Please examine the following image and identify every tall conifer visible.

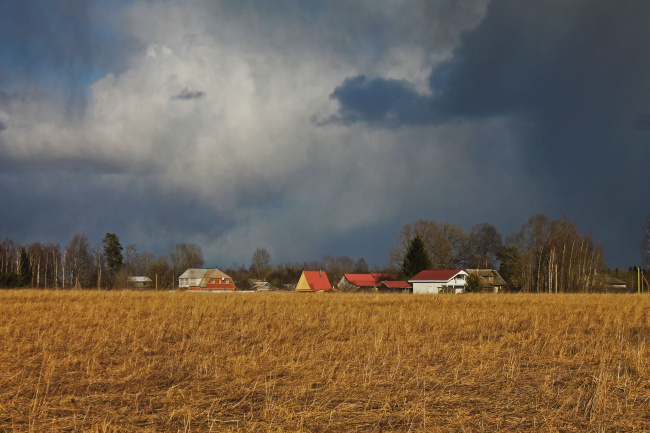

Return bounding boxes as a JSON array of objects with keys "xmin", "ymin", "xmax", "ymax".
[
  {"xmin": 19, "ymin": 247, "xmax": 31, "ymax": 287},
  {"xmin": 401, "ymin": 236, "xmax": 431, "ymax": 279},
  {"xmin": 102, "ymin": 233, "xmax": 124, "ymax": 276}
]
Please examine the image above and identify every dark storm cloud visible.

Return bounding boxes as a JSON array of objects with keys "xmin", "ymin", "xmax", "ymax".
[
  {"xmin": 423, "ymin": 0, "xmax": 650, "ymax": 194},
  {"xmin": 329, "ymin": 0, "xmax": 650, "ymax": 266},
  {"xmin": 0, "ymin": 170, "xmax": 235, "ymax": 258},
  {"xmin": 0, "ymin": 0, "xmax": 135, "ymax": 117},
  {"xmin": 172, "ymin": 88, "xmax": 206, "ymax": 101},
  {"xmin": 0, "ymin": 1, "xmax": 94, "ymax": 82},
  {"xmin": 636, "ymin": 113, "xmax": 650, "ymax": 131},
  {"xmin": 0, "ymin": 119, "xmax": 6, "ymax": 132},
  {"xmin": 328, "ymin": 76, "xmax": 434, "ymax": 127},
  {"xmin": 2, "ymin": 0, "xmax": 647, "ymax": 269},
  {"xmin": 332, "ymin": 0, "xmax": 650, "ymax": 130}
]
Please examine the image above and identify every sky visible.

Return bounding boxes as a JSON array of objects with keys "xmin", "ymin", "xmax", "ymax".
[{"xmin": 0, "ymin": 0, "xmax": 649, "ymax": 269}]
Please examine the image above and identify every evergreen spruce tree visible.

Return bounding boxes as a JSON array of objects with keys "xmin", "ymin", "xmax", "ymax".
[
  {"xmin": 19, "ymin": 247, "xmax": 31, "ymax": 287},
  {"xmin": 401, "ymin": 236, "xmax": 431, "ymax": 279},
  {"xmin": 102, "ymin": 233, "xmax": 124, "ymax": 276}
]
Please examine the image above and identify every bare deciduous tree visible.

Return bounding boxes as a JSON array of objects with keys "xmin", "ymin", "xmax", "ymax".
[
  {"xmin": 390, "ymin": 220, "xmax": 468, "ymax": 270},
  {"xmin": 643, "ymin": 215, "xmax": 650, "ymax": 270},
  {"xmin": 169, "ymin": 243, "xmax": 204, "ymax": 287},
  {"xmin": 0, "ymin": 238, "xmax": 17, "ymax": 274},
  {"xmin": 251, "ymin": 248, "xmax": 272, "ymax": 279},
  {"xmin": 125, "ymin": 244, "xmax": 138, "ymax": 274},
  {"xmin": 323, "ymin": 255, "xmax": 356, "ymax": 287},
  {"xmin": 466, "ymin": 223, "xmax": 503, "ymax": 269},
  {"xmin": 502, "ymin": 215, "xmax": 603, "ymax": 293},
  {"xmin": 135, "ymin": 251, "xmax": 155, "ymax": 276},
  {"xmin": 66, "ymin": 234, "xmax": 93, "ymax": 289}
]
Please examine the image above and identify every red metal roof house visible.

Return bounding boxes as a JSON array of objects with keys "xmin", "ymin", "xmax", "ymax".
[
  {"xmin": 338, "ymin": 273, "xmax": 386, "ymax": 292},
  {"xmin": 409, "ymin": 270, "xmax": 468, "ymax": 294},
  {"xmin": 338, "ymin": 273, "xmax": 410, "ymax": 293},
  {"xmin": 295, "ymin": 270, "xmax": 332, "ymax": 292},
  {"xmin": 376, "ymin": 280, "xmax": 412, "ymax": 292}
]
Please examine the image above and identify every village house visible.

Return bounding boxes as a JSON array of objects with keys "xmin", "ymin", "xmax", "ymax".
[
  {"xmin": 250, "ymin": 281, "xmax": 274, "ymax": 291},
  {"xmin": 129, "ymin": 276, "xmax": 153, "ymax": 288},
  {"xmin": 178, "ymin": 268, "xmax": 236, "ymax": 291},
  {"xmin": 338, "ymin": 273, "xmax": 390, "ymax": 292},
  {"xmin": 295, "ymin": 270, "xmax": 332, "ymax": 292},
  {"xmin": 376, "ymin": 280, "xmax": 412, "ymax": 293},
  {"xmin": 593, "ymin": 273, "xmax": 628, "ymax": 292},
  {"xmin": 338, "ymin": 273, "xmax": 411, "ymax": 293},
  {"xmin": 465, "ymin": 269, "xmax": 508, "ymax": 293},
  {"xmin": 409, "ymin": 270, "xmax": 468, "ymax": 294}
]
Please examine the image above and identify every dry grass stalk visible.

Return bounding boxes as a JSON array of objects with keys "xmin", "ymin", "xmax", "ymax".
[{"xmin": 0, "ymin": 291, "xmax": 648, "ymax": 432}]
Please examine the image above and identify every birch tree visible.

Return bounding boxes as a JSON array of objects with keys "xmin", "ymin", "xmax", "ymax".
[
  {"xmin": 66, "ymin": 234, "xmax": 93, "ymax": 288},
  {"xmin": 503, "ymin": 215, "xmax": 603, "ymax": 293},
  {"xmin": 641, "ymin": 215, "xmax": 650, "ymax": 270}
]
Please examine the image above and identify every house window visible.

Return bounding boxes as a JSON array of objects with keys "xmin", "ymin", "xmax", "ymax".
[
  {"xmin": 225, "ymin": 278, "xmax": 229, "ymax": 284},
  {"xmin": 210, "ymin": 278, "xmax": 215, "ymax": 284}
]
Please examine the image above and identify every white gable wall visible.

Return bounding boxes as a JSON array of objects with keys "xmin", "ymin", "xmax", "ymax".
[
  {"xmin": 411, "ymin": 272, "xmax": 468, "ymax": 295},
  {"xmin": 179, "ymin": 277, "xmax": 203, "ymax": 288},
  {"xmin": 413, "ymin": 281, "xmax": 440, "ymax": 294}
]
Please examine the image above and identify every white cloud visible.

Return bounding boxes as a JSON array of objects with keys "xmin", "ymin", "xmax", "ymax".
[{"xmin": 0, "ymin": 0, "xmax": 502, "ymax": 264}]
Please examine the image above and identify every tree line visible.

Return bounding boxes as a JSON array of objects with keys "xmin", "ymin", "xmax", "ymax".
[
  {"xmin": 0, "ymin": 234, "xmax": 205, "ymax": 289},
  {"xmin": 0, "ymin": 234, "xmax": 374, "ymax": 290},
  {"xmin": 1, "ymin": 213, "xmax": 647, "ymax": 292},
  {"xmin": 393, "ymin": 214, "xmax": 645, "ymax": 293}
]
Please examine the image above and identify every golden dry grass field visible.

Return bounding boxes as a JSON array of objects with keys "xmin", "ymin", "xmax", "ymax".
[{"xmin": 0, "ymin": 291, "xmax": 649, "ymax": 432}]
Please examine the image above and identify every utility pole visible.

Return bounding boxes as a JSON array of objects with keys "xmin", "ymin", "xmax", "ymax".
[{"xmin": 639, "ymin": 267, "xmax": 641, "ymax": 294}]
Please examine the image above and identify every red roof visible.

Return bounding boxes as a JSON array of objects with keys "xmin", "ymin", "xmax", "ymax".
[
  {"xmin": 379, "ymin": 280, "xmax": 412, "ymax": 289},
  {"xmin": 409, "ymin": 270, "xmax": 465, "ymax": 282},
  {"xmin": 343, "ymin": 273, "xmax": 397, "ymax": 287},
  {"xmin": 302, "ymin": 271, "xmax": 332, "ymax": 291}
]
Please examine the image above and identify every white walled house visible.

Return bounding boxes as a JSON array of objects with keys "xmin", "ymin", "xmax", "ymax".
[
  {"xmin": 178, "ymin": 268, "xmax": 236, "ymax": 291},
  {"xmin": 178, "ymin": 269, "xmax": 207, "ymax": 288},
  {"xmin": 409, "ymin": 270, "xmax": 468, "ymax": 294}
]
